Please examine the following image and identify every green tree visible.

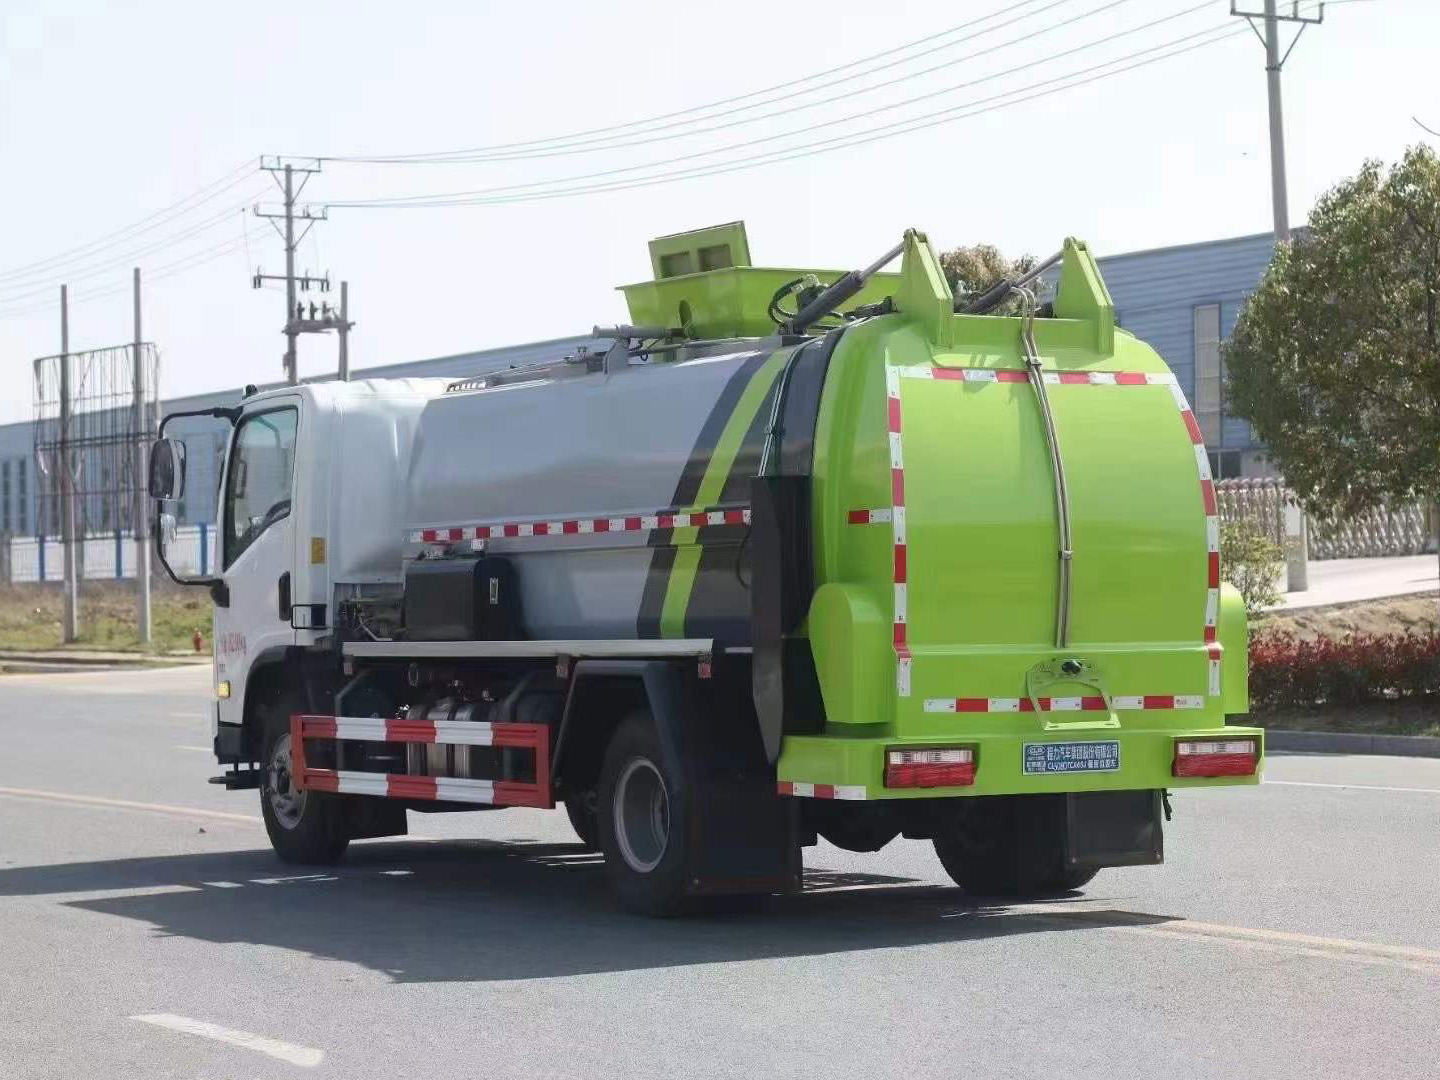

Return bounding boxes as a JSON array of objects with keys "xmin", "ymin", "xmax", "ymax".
[
  {"xmin": 939, "ymin": 244, "xmax": 1038, "ymax": 314},
  {"xmin": 1225, "ymin": 146, "xmax": 1440, "ymax": 540}
]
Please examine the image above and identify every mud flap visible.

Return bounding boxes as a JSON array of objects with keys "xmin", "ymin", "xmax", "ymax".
[
  {"xmin": 578, "ymin": 658, "xmax": 801, "ymax": 896},
  {"xmin": 1064, "ymin": 790, "xmax": 1164, "ymax": 872}
]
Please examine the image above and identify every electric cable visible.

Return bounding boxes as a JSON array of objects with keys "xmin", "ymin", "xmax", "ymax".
[
  {"xmin": 0, "ymin": 162, "xmax": 258, "ymax": 283},
  {"xmin": 319, "ymin": 0, "xmax": 1069, "ymax": 163},
  {"xmin": 331, "ymin": 15, "xmax": 1251, "ymax": 211}
]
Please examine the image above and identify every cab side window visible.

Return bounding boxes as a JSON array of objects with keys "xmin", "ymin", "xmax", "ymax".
[{"xmin": 223, "ymin": 408, "xmax": 298, "ymax": 569}]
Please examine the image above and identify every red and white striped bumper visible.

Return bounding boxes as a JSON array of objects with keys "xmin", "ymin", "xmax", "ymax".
[{"xmin": 289, "ymin": 714, "xmax": 552, "ymax": 809}]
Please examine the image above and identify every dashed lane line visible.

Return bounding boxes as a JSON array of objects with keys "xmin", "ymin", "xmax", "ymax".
[
  {"xmin": 0, "ymin": 786, "xmax": 259, "ymax": 825},
  {"xmin": 132, "ymin": 1013, "xmax": 324, "ymax": 1067}
]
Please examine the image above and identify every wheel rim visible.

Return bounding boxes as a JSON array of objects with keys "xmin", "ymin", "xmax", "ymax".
[
  {"xmin": 613, "ymin": 757, "xmax": 670, "ymax": 873},
  {"xmin": 266, "ymin": 732, "xmax": 306, "ymax": 830}
]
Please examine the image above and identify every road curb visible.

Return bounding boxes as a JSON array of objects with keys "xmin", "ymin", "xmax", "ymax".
[{"xmin": 1265, "ymin": 729, "xmax": 1440, "ymax": 758}]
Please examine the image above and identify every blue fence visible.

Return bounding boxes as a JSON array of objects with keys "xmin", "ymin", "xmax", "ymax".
[{"xmin": 4, "ymin": 525, "xmax": 213, "ymax": 583}]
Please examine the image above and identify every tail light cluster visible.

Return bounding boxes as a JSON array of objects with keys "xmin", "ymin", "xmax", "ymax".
[
  {"xmin": 1172, "ymin": 738, "xmax": 1258, "ymax": 778},
  {"xmin": 885, "ymin": 747, "xmax": 975, "ymax": 788}
]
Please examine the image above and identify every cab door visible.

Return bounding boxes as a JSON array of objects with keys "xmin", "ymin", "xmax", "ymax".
[{"xmin": 213, "ymin": 400, "xmax": 301, "ymax": 730}]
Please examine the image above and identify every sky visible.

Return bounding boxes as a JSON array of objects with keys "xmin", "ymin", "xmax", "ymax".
[{"xmin": 0, "ymin": 0, "xmax": 1433, "ymax": 424}]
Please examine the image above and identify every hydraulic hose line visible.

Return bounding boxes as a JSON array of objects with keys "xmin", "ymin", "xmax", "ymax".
[{"xmin": 1013, "ymin": 285, "xmax": 1074, "ymax": 648}]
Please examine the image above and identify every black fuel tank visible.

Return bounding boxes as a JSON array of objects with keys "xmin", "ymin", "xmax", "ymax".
[{"xmin": 402, "ymin": 556, "xmax": 523, "ymax": 641}]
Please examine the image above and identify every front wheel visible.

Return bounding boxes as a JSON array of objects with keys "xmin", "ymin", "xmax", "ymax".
[
  {"xmin": 258, "ymin": 697, "xmax": 350, "ymax": 865},
  {"xmin": 597, "ymin": 712, "xmax": 689, "ymax": 916}
]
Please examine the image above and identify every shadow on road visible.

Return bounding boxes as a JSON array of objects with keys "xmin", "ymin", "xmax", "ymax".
[{"xmin": 0, "ymin": 838, "xmax": 1173, "ymax": 983}]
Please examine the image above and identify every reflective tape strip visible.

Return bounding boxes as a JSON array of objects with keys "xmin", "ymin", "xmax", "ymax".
[
  {"xmin": 410, "ymin": 506, "xmax": 751, "ymax": 544},
  {"xmin": 923, "ymin": 695, "xmax": 1203, "ymax": 712},
  {"xmin": 300, "ymin": 715, "xmax": 549, "ymax": 749},
  {"xmin": 886, "ymin": 366, "xmax": 911, "ymax": 697},
  {"xmin": 847, "ymin": 508, "xmax": 894, "ymax": 525},
  {"xmin": 777, "ymin": 781, "xmax": 868, "ymax": 800},
  {"xmin": 304, "ymin": 769, "xmax": 501, "ymax": 805},
  {"xmin": 335, "ymin": 772, "xmax": 389, "ymax": 797}
]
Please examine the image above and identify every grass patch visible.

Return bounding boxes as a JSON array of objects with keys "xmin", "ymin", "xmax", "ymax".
[
  {"xmin": 0, "ymin": 580, "xmax": 212, "ymax": 654},
  {"xmin": 1247, "ymin": 592, "xmax": 1439, "ymax": 736}
]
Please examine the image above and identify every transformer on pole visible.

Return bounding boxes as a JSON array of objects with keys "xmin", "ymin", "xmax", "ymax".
[{"xmin": 253, "ymin": 157, "xmax": 354, "ymax": 384}]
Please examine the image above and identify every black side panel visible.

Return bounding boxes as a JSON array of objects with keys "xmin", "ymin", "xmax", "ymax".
[
  {"xmin": 748, "ymin": 326, "xmax": 847, "ymax": 761},
  {"xmin": 750, "ymin": 475, "xmax": 811, "ymax": 762}
]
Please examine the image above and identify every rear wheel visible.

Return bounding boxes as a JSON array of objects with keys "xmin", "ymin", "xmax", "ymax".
[
  {"xmin": 933, "ymin": 796, "xmax": 1097, "ymax": 897},
  {"xmin": 597, "ymin": 712, "xmax": 689, "ymax": 916},
  {"xmin": 258, "ymin": 695, "xmax": 350, "ymax": 865}
]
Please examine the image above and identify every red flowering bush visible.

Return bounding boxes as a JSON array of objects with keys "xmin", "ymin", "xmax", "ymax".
[{"xmin": 1249, "ymin": 630, "xmax": 1440, "ymax": 710}]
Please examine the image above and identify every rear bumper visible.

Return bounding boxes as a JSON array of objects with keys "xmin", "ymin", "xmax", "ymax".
[{"xmin": 777, "ymin": 724, "xmax": 1263, "ymax": 800}]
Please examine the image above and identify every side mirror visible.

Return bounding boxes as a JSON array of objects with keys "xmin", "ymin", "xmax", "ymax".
[{"xmin": 148, "ymin": 438, "xmax": 187, "ymax": 501}]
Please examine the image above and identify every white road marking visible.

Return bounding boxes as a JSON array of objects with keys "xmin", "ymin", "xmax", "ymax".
[
  {"xmin": 132, "ymin": 1013, "xmax": 324, "ymax": 1067},
  {"xmin": 175, "ymin": 745, "xmax": 212, "ymax": 752},
  {"xmin": 1018, "ymin": 905, "xmax": 1440, "ymax": 977},
  {"xmin": 202, "ymin": 881, "xmax": 244, "ymax": 889},
  {"xmin": 1265, "ymin": 779, "xmax": 1440, "ymax": 796},
  {"xmin": 0, "ymin": 786, "xmax": 258, "ymax": 825}
]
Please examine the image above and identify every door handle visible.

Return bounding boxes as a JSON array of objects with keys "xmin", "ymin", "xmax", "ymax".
[{"xmin": 278, "ymin": 571, "xmax": 291, "ymax": 621}]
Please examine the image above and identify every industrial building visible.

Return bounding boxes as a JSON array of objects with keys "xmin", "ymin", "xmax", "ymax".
[{"xmin": 0, "ymin": 230, "xmax": 1277, "ymax": 558}]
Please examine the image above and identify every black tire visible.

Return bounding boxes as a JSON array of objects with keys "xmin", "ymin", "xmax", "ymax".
[
  {"xmin": 933, "ymin": 797, "xmax": 1098, "ymax": 898},
  {"xmin": 597, "ymin": 711, "xmax": 689, "ymax": 916},
  {"xmin": 564, "ymin": 790, "xmax": 601, "ymax": 851},
  {"xmin": 258, "ymin": 694, "xmax": 351, "ymax": 865}
]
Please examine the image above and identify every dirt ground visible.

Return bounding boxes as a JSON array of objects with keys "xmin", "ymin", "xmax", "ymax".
[
  {"xmin": 1256, "ymin": 701, "xmax": 1439, "ymax": 738},
  {"xmin": 0, "ymin": 580, "xmax": 212, "ymax": 654},
  {"xmin": 1251, "ymin": 593, "xmax": 1438, "ymax": 640}
]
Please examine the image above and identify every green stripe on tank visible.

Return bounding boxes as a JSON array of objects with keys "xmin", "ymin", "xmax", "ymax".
[{"xmin": 658, "ymin": 348, "xmax": 791, "ymax": 638}]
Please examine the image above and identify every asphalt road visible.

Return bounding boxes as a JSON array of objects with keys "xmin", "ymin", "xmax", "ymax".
[{"xmin": 2, "ymin": 665, "xmax": 1437, "ymax": 1080}]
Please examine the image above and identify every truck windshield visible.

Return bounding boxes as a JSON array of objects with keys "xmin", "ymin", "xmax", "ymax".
[{"xmin": 223, "ymin": 406, "xmax": 298, "ymax": 569}]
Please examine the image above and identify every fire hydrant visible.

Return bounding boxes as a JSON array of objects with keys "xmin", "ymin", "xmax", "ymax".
[{"xmin": 192, "ymin": 629, "xmax": 204, "ymax": 654}]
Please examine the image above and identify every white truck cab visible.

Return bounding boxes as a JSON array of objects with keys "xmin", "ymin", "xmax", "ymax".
[{"xmin": 151, "ymin": 379, "xmax": 447, "ymax": 759}]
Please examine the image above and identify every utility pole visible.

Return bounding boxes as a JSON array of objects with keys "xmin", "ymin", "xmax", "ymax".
[
  {"xmin": 59, "ymin": 285, "xmax": 78, "ymax": 643},
  {"xmin": 337, "ymin": 281, "xmax": 353, "ymax": 381},
  {"xmin": 132, "ymin": 268, "xmax": 151, "ymax": 645},
  {"xmin": 254, "ymin": 157, "xmax": 327, "ymax": 385},
  {"xmin": 1231, "ymin": 1, "xmax": 1325, "ymax": 243}
]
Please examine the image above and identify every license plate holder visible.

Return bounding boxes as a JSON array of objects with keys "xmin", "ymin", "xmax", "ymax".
[{"xmin": 1023, "ymin": 740, "xmax": 1121, "ymax": 775}]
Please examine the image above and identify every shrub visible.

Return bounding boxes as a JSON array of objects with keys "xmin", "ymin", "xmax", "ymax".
[
  {"xmin": 1249, "ymin": 629, "xmax": 1440, "ymax": 710},
  {"xmin": 1221, "ymin": 520, "xmax": 1284, "ymax": 615}
]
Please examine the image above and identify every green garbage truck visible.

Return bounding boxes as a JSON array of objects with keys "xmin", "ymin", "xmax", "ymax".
[{"xmin": 148, "ymin": 221, "xmax": 1261, "ymax": 915}]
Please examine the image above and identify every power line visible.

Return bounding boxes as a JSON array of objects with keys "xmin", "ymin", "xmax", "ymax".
[
  {"xmin": 0, "ymin": 161, "xmax": 257, "ymax": 284},
  {"xmin": 0, "ymin": 234, "xmax": 252, "ymax": 320},
  {"xmin": 327, "ymin": 0, "xmax": 1094, "ymax": 165},
  {"xmin": 331, "ymin": 5, "xmax": 1237, "ymax": 211},
  {"xmin": 319, "ymin": 0, "xmax": 1066, "ymax": 164},
  {"xmin": 338, "ymin": 0, "xmax": 1163, "ymax": 168},
  {"xmin": 0, "ymin": 194, "xmax": 266, "ymax": 301}
]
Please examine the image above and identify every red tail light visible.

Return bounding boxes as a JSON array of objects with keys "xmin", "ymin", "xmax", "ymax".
[
  {"xmin": 885, "ymin": 747, "xmax": 976, "ymax": 788},
  {"xmin": 1173, "ymin": 738, "xmax": 1258, "ymax": 778}
]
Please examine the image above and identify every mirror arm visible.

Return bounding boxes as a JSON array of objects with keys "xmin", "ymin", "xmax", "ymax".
[
  {"xmin": 152, "ymin": 505, "xmax": 224, "ymax": 595},
  {"xmin": 157, "ymin": 405, "xmax": 240, "ymax": 439}
]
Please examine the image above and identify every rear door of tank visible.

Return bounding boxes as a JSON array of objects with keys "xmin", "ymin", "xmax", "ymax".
[{"xmin": 901, "ymin": 364, "xmax": 1211, "ymax": 721}]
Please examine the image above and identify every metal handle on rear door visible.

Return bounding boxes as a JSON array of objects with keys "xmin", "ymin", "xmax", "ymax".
[{"xmin": 1024, "ymin": 658, "xmax": 1120, "ymax": 730}]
